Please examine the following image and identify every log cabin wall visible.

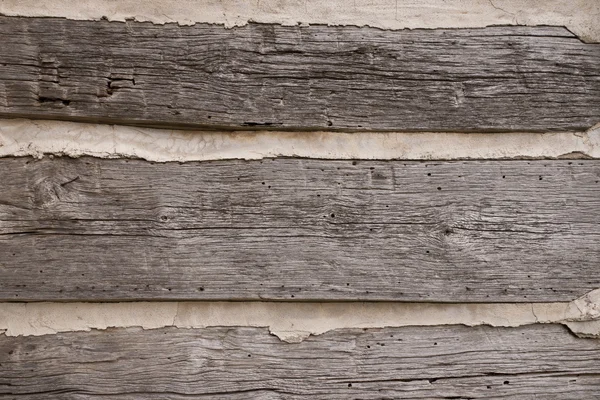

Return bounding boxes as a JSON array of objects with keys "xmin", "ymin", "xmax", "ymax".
[{"xmin": 0, "ymin": 1, "xmax": 599, "ymax": 398}]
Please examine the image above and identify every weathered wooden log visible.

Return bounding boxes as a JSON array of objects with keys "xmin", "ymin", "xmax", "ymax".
[
  {"xmin": 1, "ymin": 325, "xmax": 599, "ymax": 398},
  {"xmin": 1, "ymin": 17, "xmax": 599, "ymax": 131},
  {"xmin": 1, "ymin": 157, "xmax": 598, "ymax": 301}
]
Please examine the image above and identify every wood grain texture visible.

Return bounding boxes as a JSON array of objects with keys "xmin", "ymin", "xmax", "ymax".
[
  {"xmin": 1, "ymin": 325, "xmax": 599, "ymax": 399},
  {"xmin": 1, "ymin": 17, "xmax": 599, "ymax": 132},
  {"xmin": 0, "ymin": 157, "xmax": 599, "ymax": 302}
]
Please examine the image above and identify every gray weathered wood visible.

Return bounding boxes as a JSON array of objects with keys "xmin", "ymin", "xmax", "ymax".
[
  {"xmin": 1, "ymin": 325, "xmax": 599, "ymax": 399},
  {"xmin": 1, "ymin": 17, "xmax": 599, "ymax": 132},
  {"xmin": 0, "ymin": 157, "xmax": 599, "ymax": 302}
]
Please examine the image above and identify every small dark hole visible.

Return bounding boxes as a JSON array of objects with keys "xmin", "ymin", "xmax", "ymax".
[
  {"xmin": 429, "ymin": 378, "xmax": 437, "ymax": 383},
  {"xmin": 437, "ymin": 187, "xmax": 442, "ymax": 191},
  {"xmin": 347, "ymin": 383, "xmax": 352, "ymax": 388},
  {"xmin": 427, "ymin": 173, "xmax": 431, "ymax": 176},
  {"xmin": 331, "ymin": 213, "xmax": 335, "ymax": 218},
  {"xmin": 327, "ymin": 121, "xmax": 333, "ymax": 127},
  {"xmin": 352, "ymin": 161, "xmax": 357, "ymax": 165},
  {"xmin": 504, "ymin": 381, "xmax": 509, "ymax": 385}
]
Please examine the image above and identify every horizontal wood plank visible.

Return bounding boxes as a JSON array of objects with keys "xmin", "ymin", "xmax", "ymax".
[
  {"xmin": 0, "ymin": 157, "xmax": 599, "ymax": 302},
  {"xmin": 0, "ymin": 18, "xmax": 599, "ymax": 132},
  {"xmin": 1, "ymin": 325, "xmax": 599, "ymax": 398}
]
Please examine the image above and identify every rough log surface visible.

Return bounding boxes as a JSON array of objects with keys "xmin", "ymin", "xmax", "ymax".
[
  {"xmin": 0, "ymin": 18, "xmax": 599, "ymax": 132},
  {"xmin": 1, "ymin": 325, "xmax": 599, "ymax": 399},
  {"xmin": 0, "ymin": 157, "xmax": 599, "ymax": 302}
]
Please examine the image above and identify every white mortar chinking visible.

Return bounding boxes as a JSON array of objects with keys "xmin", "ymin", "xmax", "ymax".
[
  {"xmin": 0, "ymin": 289, "xmax": 599, "ymax": 342},
  {"xmin": 0, "ymin": 0, "xmax": 598, "ymax": 42},
  {"xmin": 1, "ymin": 119, "xmax": 599, "ymax": 161}
]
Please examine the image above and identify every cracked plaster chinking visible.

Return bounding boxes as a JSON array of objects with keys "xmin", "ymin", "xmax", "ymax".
[
  {"xmin": 1, "ymin": 119, "xmax": 599, "ymax": 161},
  {"xmin": 1, "ymin": 289, "xmax": 599, "ymax": 343},
  {"xmin": 0, "ymin": 0, "xmax": 598, "ymax": 42}
]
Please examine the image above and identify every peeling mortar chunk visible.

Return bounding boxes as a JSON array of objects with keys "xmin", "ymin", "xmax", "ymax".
[
  {"xmin": 0, "ymin": 119, "xmax": 599, "ymax": 161},
  {"xmin": 569, "ymin": 288, "xmax": 600, "ymax": 320},
  {"xmin": 566, "ymin": 320, "xmax": 600, "ymax": 339},
  {"xmin": 0, "ymin": 288, "xmax": 599, "ymax": 343}
]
